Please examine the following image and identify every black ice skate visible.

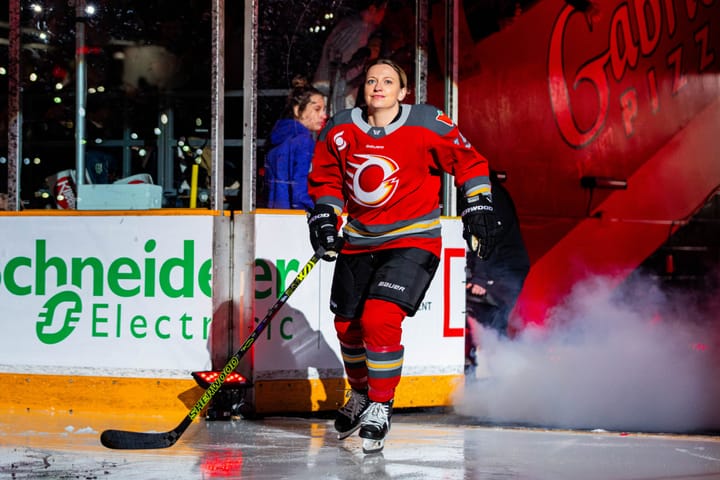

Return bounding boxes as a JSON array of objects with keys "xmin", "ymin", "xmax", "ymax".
[
  {"xmin": 335, "ymin": 389, "xmax": 369, "ymax": 440},
  {"xmin": 359, "ymin": 400, "xmax": 393, "ymax": 454}
]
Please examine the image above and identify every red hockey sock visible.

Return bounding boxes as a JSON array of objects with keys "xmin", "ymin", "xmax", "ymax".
[
  {"xmin": 361, "ymin": 299, "xmax": 403, "ymax": 347},
  {"xmin": 361, "ymin": 299, "xmax": 406, "ymax": 402},
  {"xmin": 365, "ymin": 344, "xmax": 404, "ymax": 402},
  {"xmin": 335, "ymin": 316, "xmax": 367, "ymax": 391}
]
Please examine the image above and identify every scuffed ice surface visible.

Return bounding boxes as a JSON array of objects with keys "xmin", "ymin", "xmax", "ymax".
[{"xmin": 0, "ymin": 412, "xmax": 719, "ymax": 479}]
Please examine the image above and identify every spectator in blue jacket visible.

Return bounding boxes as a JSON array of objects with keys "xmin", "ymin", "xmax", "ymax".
[{"xmin": 265, "ymin": 76, "xmax": 328, "ymax": 210}]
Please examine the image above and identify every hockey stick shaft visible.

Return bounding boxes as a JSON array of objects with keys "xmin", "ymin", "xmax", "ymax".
[{"xmin": 100, "ymin": 248, "xmax": 325, "ymax": 449}]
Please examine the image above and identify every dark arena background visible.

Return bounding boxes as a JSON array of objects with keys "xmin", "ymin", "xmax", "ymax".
[{"xmin": 0, "ymin": 3, "xmax": 718, "ymax": 476}]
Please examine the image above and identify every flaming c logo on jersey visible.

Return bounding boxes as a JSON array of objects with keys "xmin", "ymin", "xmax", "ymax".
[
  {"xmin": 347, "ymin": 154, "xmax": 400, "ymax": 208},
  {"xmin": 435, "ymin": 110, "xmax": 454, "ymax": 127}
]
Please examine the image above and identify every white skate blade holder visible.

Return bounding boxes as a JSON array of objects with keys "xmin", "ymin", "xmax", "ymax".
[{"xmin": 362, "ymin": 438, "xmax": 385, "ymax": 454}]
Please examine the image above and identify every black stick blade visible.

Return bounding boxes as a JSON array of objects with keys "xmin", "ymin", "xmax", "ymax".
[{"xmin": 100, "ymin": 429, "xmax": 180, "ymax": 449}]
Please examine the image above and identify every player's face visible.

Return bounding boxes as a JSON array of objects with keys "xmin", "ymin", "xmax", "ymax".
[
  {"xmin": 364, "ymin": 64, "xmax": 407, "ymax": 111},
  {"xmin": 298, "ymin": 94, "xmax": 327, "ymax": 132}
]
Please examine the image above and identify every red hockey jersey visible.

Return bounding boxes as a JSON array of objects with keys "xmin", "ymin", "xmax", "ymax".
[{"xmin": 308, "ymin": 103, "xmax": 491, "ymax": 256}]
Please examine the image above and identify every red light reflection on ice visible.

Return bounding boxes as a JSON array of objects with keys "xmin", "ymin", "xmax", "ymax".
[{"xmin": 201, "ymin": 450, "xmax": 244, "ymax": 478}]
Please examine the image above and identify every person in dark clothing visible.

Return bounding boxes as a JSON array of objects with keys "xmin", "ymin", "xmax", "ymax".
[
  {"xmin": 465, "ymin": 175, "xmax": 530, "ymax": 373},
  {"xmin": 313, "ymin": 1, "xmax": 388, "ymax": 115},
  {"xmin": 265, "ymin": 76, "xmax": 328, "ymax": 210}
]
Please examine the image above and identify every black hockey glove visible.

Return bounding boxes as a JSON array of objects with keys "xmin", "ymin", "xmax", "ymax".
[
  {"xmin": 307, "ymin": 204, "xmax": 341, "ymax": 261},
  {"xmin": 461, "ymin": 194, "xmax": 502, "ymax": 260}
]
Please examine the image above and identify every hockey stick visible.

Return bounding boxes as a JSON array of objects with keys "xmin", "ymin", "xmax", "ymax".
[{"xmin": 100, "ymin": 247, "xmax": 326, "ymax": 449}]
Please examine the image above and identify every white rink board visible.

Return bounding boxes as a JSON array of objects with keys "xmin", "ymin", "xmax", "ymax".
[
  {"xmin": 253, "ymin": 213, "xmax": 467, "ymax": 379},
  {"xmin": 0, "ymin": 215, "xmax": 214, "ymax": 377},
  {"xmin": 0, "ymin": 213, "xmax": 466, "ymax": 380}
]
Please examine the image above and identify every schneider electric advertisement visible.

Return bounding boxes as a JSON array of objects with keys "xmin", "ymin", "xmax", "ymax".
[{"xmin": 0, "ymin": 214, "xmax": 467, "ymax": 379}]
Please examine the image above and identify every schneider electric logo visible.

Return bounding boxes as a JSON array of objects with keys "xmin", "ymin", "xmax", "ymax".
[{"xmin": 1, "ymin": 239, "xmax": 213, "ymax": 345}]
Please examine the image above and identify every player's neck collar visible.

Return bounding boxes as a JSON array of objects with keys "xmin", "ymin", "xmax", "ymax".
[{"xmin": 361, "ymin": 105, "xmax": 403, "ymax": 126}]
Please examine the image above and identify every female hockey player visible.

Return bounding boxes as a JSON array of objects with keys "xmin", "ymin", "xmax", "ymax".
[{"xmin": 306, "ymin": 58, "xmax": 501, "ymax": 454}]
